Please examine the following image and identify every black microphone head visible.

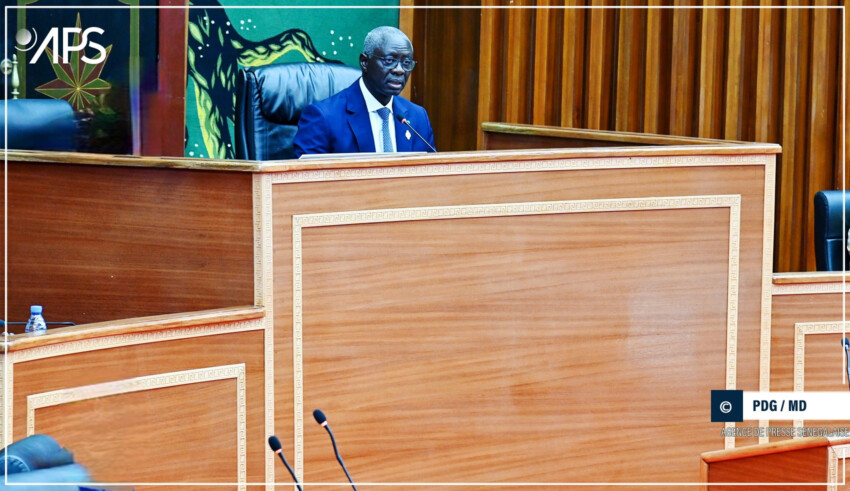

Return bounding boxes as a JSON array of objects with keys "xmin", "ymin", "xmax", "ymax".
[
  {"xmin": 843, "ymin": 337, "xmax": 850, "ymax": 348},
  {"xmin": 394, "ymin": 112, "xmax": 407, "ymax": 123},
  {"xmin": 268, "ymin": 435, "xmax": 282, "ymax": 452},
  {"xmin": 313, "ymin": 409, "xmax": 327, "ymax": 425}
]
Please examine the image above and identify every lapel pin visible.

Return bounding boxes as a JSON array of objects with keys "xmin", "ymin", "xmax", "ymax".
[{"xmin": 405, "ymin": 130, "xmax": 411, "ymax": 141}]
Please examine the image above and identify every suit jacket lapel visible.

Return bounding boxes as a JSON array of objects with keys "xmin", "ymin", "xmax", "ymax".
[
  {"xmin": 393, "ymin": 99, "xmax": 412, "ymax": 152},
  {"xmin": 345, "ymin": 83, "xmax": 375, "ymax": 153}
]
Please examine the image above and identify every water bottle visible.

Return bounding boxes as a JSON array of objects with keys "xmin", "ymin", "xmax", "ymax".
[{"xmin": 25, "ymin": 305, "xmax": 46, "ymax": 334}]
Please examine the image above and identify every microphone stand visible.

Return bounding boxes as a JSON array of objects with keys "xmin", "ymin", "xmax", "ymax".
[{"xmin": 320, "ymin": 423, "xmax": 358, "ymax": 491}]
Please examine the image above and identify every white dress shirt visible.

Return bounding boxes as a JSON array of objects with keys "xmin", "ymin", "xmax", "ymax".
[{"xmin": 359, "ymin": 78, "xmax": 397, "ymax": 152}]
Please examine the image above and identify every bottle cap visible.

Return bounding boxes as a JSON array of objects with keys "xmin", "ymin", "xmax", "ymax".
[{"xmin": 30, "ymin": 305, "xmax": 42, "ymax": 315}]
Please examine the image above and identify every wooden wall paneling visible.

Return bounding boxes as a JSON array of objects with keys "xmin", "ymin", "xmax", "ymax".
[
  {"xmin": 805, "ymin": 4, "xmax": 840, "ymax": 271},
  {"xmin": 532, "ymin": 0, "xmax": 563, "ymax": 125},
  {"xmin": 726, "ymin": 5, "xmax": 761, "ymax": 143},
  {"xmin": 614, "ymin": 6, "xmax": 646, "ymax": 132},
  {"xmin": 586, "ymin": 0, "xmax": 616, "ymax": 129},
  {"xmin": 399, "ymin": 0, "xmax": 415, "ymax": 43},
  {"xmin": 740, "ymin": 8, "xmax": 762, "ymax": 142},
  {"xmin": 560, "ymin": 0, "xmax": 587, "ymax": 128},
  {"xmin": 723, "ymin": 0, "xmax": 745, "ymax": 140},
  {"xmin": 477, "ymin": 1, "xmax": 505, "ymax": 148},
  {"xmin": 754, "ymin": 0, "xmax": 782, "ymax": 144},
  {"xmin": 669, "ymin": 3, "xmax": 700, "ymax": 136},
  {"xmin": 835, "ymin": 1, "xmax": 850, "ymax": 189},
  {"xmin": 505, "ymin": 1, "xmax": 535, "ymax": 123},
  {"xmin": 778, "ymin": 3, "xmax": 811, "ymax": 273},
  {"xmin": 411, "ymin": 1, "xmax": 482, "ymax": 152},
  {"xmin": 697, "ymin": 1, "xmax": 726, "ymax": 139},
  {"xmin": 835, "ymin": 1, "xmax": 846, "ymax": 189},
  {"xmin": 456, "ymin": 1, "xmax": 846, "ymax": 270},
  {"xmin": 643, "ymin": 1, "xmax": 672, "ymax": 134}
]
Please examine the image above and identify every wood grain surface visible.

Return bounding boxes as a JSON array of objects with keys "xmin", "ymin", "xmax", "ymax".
[
  {"xmin": 299, "ymin": 209, "xmax": 730, "ymax": 484},
  {"xmin": 701, "ymin": 442, "xmax": 829, "ymax": 489},
  {"xmin": 419, "ymin": 2, "xmax": 844, "ymax": 272},
  {"xmin": 4, "ymin": 161, "xmax": 254, "ymax": 325},
  {"xmin": 769, "ymin": 276, "xmax": 849, "ymax": 441},
  {"xmin": 270, "ymin": 153, "xmax": 772, "ymax": 486},
  {"xmin": 3, "ymin": 305, "xmax": 263, "ymax": 351},
  {"xmin": 9, "ymin": 330, "xmax": 265, "ymax": 488},
  {"xmin": 481, "ymin": 122, "xmax": 742, "ymax": 151}
]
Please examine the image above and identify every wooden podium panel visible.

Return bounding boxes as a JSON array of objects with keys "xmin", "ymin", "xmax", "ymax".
[
  {"xmin": 35, "ymin": 378, "xmax": 240, "ymax": 483},
  {"xmin": 770, "ymin": 274, "xmax": 850, "ymax": 438},
  {"xmin": 4, "ymin": 144, "xmax": 778, "ymax": 487},
  {"xmin": 299, "ymin": 208, "xmax": 730, "ymax": 484},
  {"xmin": 2, "ymin": 307, "xmax": 266, "ymax": 489},
  {"xmin": 701, "ymin": 437, "xmax": 832, "ymax": 490},
  {"xmin": 261, "ymin": 146, "xmax": 778, "ymax": 486},
  {"xmin": 3, "ymin": 160, "xmax": 255, "ymax": 326}
]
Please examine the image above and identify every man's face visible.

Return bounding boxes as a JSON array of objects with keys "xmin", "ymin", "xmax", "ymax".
[{"xmin": 359, "ymin": 32, "xmax": 413, "ymax": 106}]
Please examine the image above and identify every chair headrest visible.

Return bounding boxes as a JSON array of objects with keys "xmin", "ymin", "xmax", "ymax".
[{"xmin": 244, "ymin": 62, "xmax": 361, "ymax": 125}]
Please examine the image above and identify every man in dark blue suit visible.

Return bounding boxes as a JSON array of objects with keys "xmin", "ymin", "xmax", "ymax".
[{"xmin": 293, "ymin": 26, "xmax": 435, "ymax": 157}]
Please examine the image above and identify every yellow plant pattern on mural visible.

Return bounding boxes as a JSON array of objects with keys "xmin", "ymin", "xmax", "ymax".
[{"xmin": 188, "ymin": 0, "xmax": 338, "ymax": 159}]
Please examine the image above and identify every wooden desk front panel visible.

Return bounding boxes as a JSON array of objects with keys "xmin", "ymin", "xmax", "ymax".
[
  {"xmin": 770, "ymin": 285, "xmax": 850, "ymax": 440},
  {"xmin": 6, "ymin": 329, "xmax": 265, "ymax": 488},
  {"xmin": 703, "ymin": 445, "xmax": 829, "ymax": 490},
  {"xmin": 3, "ymin": 161, "xmax": 254, "ymax": 326},
  {"xmin": 269, "ymin": 157, "xmax": 772, "ymax": 485}
]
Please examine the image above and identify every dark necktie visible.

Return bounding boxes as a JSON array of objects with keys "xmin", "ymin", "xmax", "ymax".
[{"xmin": 377, "ymin": 107, "xmax": 393, "ymax": 152}]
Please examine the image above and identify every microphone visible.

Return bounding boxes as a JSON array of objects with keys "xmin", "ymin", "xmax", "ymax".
[
  {"xmin": 268, "ymin": 435, "xmax": 302, "ymax": 491},
  {"xmin": 394, "ymin": 112, "xmax": 437, "ymax": 153},
  {"xmin": 313, "ymin": 409, "xmax": 358, "ymax": 491},
  {"xmin": 841, "ymin": 338, "xmax": 850, "ymax": 387}
]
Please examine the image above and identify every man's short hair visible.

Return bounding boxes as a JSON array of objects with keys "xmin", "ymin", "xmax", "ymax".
[{"xmin": 363, "ymin": 26, "xmax": 411, "ymax": 57}]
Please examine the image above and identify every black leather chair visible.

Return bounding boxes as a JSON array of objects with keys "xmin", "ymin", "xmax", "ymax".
[
  {"xmin": 235, "ymin": 62, "xmax": 361, "ymax": 161},
  {"xmin": 814, "ymin": 190, "xmax": 850, "ymax": 271},
  {"xmin": 0, "ymin": 98, "xmax": 77, "ymax": 151}
]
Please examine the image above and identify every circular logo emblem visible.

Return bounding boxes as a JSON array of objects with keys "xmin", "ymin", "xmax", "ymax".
[
  {"xmin": 15, "ymin": 28, "xmax": 39, "ymax": 52},
  {"xmin": 719, "ymin": 401, "xmax": 733, "ymax": 414}
]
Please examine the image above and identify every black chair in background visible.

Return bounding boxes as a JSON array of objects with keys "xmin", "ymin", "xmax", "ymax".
[
  {"xmin": 0, "ymin": 98, "xmax": 77, "ymax": 151},
  {"xmin": 234, "ymin": 62, "xmax": 361, "ymax": 161},
  {"xmin": 814, "ymin": 190, "xmax": 850, "ymax": 271}
]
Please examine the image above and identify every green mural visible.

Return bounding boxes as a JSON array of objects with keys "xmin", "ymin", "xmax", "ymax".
[{"xmin": 185, "ymin": 0, "xmax": 399, "ymax": 159}]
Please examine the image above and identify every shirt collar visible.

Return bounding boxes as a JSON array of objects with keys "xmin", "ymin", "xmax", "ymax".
[{"xmin": 359, "ymin": 78, "xmax": 393, "ymax": 113}]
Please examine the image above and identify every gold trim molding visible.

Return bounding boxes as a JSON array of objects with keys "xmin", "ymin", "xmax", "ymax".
[
  {"xmin": 773, "ymin": 282, "xmax": 850, "ymax": 296},
  {"xmin": 828, "ymin": 443, "xmax": 850, "ymax": 491},
  {"xmin": 291, "ymin": 194, "xmax": 743, "ymax": 471},
  {"xmin": 26, "ymin": 364, "xmax": 247, "ymax": 489},
  {"xmin": 253, "ymin": 173, "xmax": 276, "ymax": 490},
  {"xmin": 269, "ymin": 154, "xmax": 770, "ymax": 185},
  {"xmin": 758, "ymin": 155, "xmax": 776, "ymax": 443},
  {"xmin": 8, "ymin": 319, "xmax": 263, "ymax": 364},
  {"xmin": 793, "ymin": 321, "xmax": 850, "ymax": 429},
  {"xmin": 2, "ymin": 316, "xmax": 263, "ymax": 475}
]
